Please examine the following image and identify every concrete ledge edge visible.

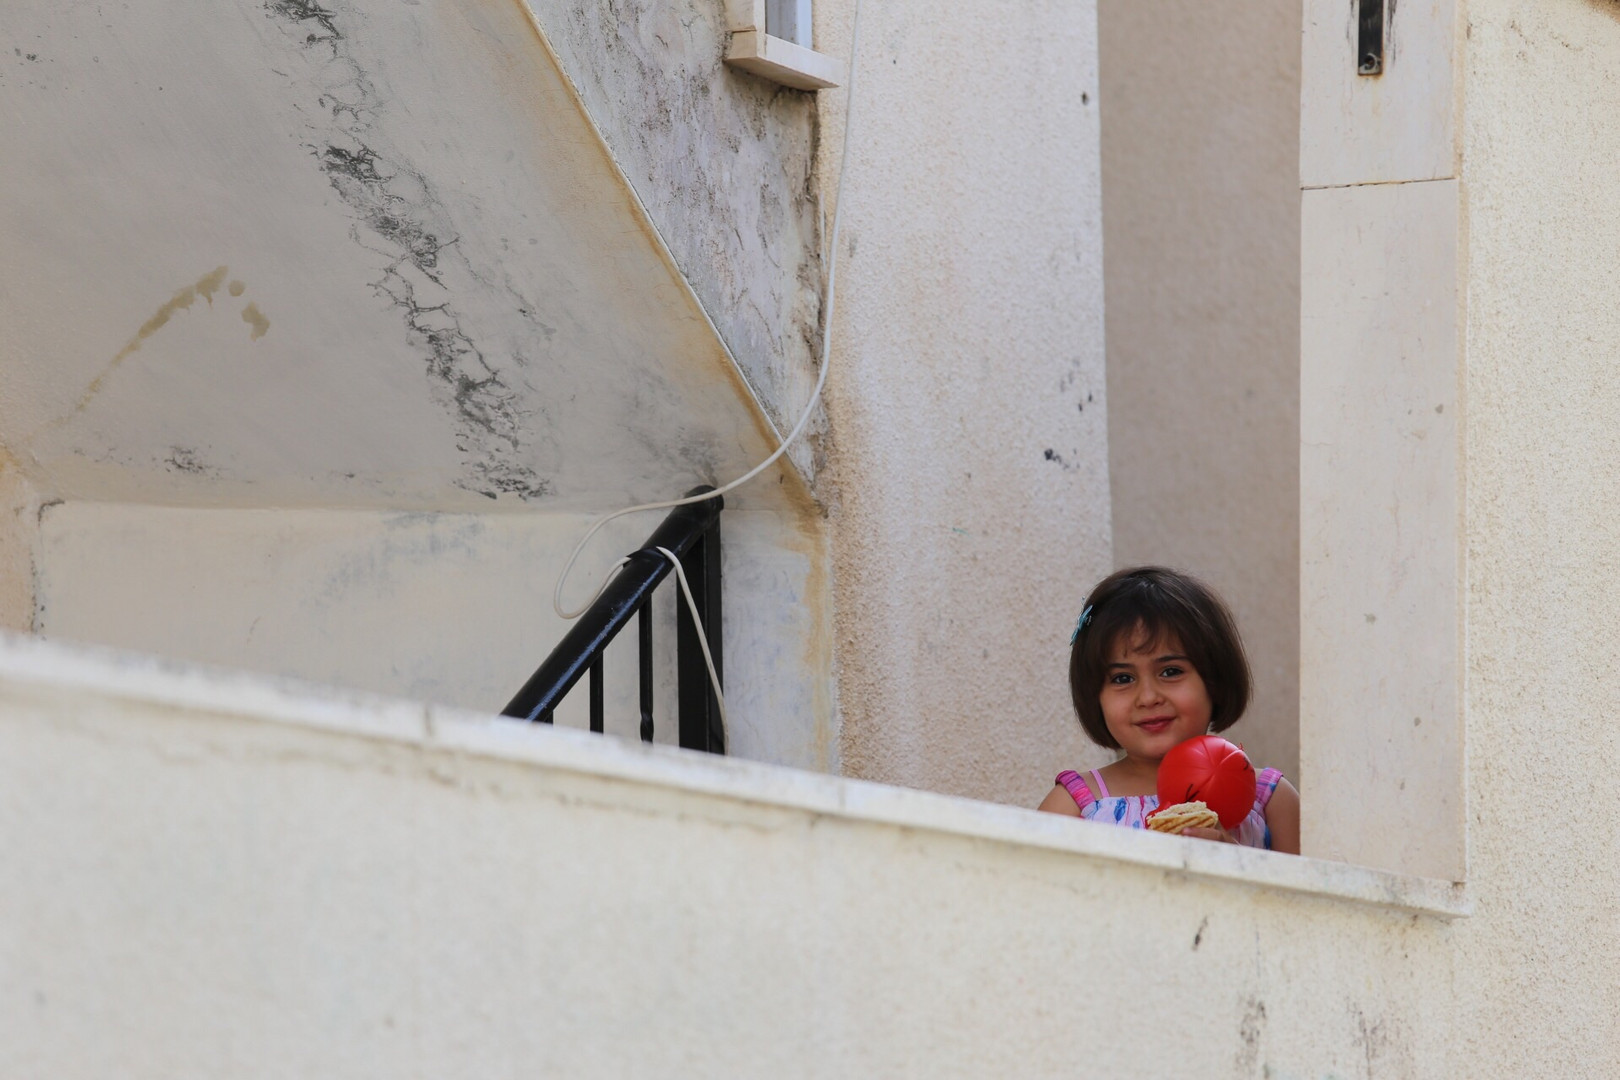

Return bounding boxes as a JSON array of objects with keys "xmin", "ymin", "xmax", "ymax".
[{"xmin": 0, "ymin": 634, "xmax": 1469, "ymax": 920}]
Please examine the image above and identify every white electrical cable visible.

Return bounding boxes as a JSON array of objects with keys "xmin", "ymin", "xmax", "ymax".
[
  {"xmin": 655, "ymin": 546, "xmax": 727, "ymax": 733},
  {"xmin": 552, "ymin": 0, "xmax": 865, "ymax": 622},
  {"xmin": 557, "ymin": 547, "xmax": 729, "ymax": 739}
]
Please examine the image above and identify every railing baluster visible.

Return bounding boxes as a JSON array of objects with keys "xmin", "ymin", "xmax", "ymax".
[
  {"xmin": 589, "ymin": 655, "xmax": 604, "ymax": 734},
  {"xmin": 639, "ymin": 601, "xmax": 654, "ymax": 743},
  {"xmin": 676, "ymin": 516, "xmax": 724, "ymax": 754},
  {"xmin": 500, "ymin": 485, "xmax": 723, "ymax": 756}
]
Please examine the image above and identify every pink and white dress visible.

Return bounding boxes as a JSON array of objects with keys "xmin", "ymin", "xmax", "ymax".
[{"xmin": 1054, "ymin": 767, "xmax": 1285, "ymax": 849}]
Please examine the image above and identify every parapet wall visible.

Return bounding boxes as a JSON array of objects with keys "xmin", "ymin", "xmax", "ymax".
[{"xmin": 0, "ymin": 636, "xmax": 1473, "ymax": 1077}]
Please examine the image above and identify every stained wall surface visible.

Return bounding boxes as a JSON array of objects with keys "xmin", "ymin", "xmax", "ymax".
[
  {"xmin": 813, "ymin": 0, "xmax": 1113, "ymax": 806},
  {"xmin": 1098, "ymin": 0, "xmax": 1303, "ymax": 783},
  {"xmin": 0, "ymin": 0, "xmax": 837, "ymax": 767},
  {"xmin": 0, "ymin": 0, "xmax": 792, "ymax": 512},
  {"xmin": 529, "ymin": 0, "xmax": 827, "ymax": 467}
]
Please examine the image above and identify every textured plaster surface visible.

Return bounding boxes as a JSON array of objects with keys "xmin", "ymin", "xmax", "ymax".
[
  {"xmin": 0, "ymin": 0, "xmax": 794, "ymax": 512},
  {"xmin": 1453, "ymin": 1, "xmax": 1620, "ymax": 1071},
  {"xmin": 0, "ymin": 639, "xmax": 1465, "ymax": 1077},
  {"xmin": 528, "ymin": 0, "xmax": 826, "ymax": 474},
  {"xmin": 812, "ymin": 0, "xmax": 1112, "ymax": 806},
  {"xmin": 1099, "ymin": 0, "xmax": 1301, "ymax": 783},
  {"xmin": 1301, "ymin": 179, "xmax": 1462, "ymax": 880},
  {"xmin": 35, "ymin": 501, "xmax": 833, "ymax": 771}
]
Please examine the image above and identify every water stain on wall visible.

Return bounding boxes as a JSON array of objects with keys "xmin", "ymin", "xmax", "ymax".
[
  {"xmin": 107, "ymin": 265, "xmax": 228, "ymax": 372},
  {"xmin": 24, "ymin": 265, "xmax": 272, "ymax": 444},
  {"xmin": 241, "ymin": 302, "xmax": 271, "ymax": 340}
]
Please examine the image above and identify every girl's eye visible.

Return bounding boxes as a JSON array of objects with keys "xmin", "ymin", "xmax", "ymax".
[
  {"xmin": 1160, "ymin": 666, "xmax": 1184, "ymax": 679},
  {"xmin": 1108, "ymin": 672, "xmax": 1133, "ymax": 686}
]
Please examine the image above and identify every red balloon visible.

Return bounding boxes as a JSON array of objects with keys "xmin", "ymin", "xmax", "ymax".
[{"xmin": 1155, "ymin": 735, "xmax": 1256, "ymax": 830}]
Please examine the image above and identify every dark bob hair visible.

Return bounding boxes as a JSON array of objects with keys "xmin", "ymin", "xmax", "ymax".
[{"xmin": 1068, "ymin": 566, "xmax": 1251, "ymax": 749}]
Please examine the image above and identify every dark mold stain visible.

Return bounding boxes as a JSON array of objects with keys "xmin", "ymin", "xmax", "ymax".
[
  {"xmin": 268, "ymin": 0, "xmax": 341, "ymax": 47},
  {"xmin": 265, "ymin": 0, "xmax": 550, "ymax": 502},
  {"xmin": 1235, "ymin": 996, "xmax": 1267, "ymax": 1074},
  {"xmin": 1057, "ymin": 373, "xmax": 1095, "ymax": 416},
  {"xmin": 1348, "ymin": 1003, "xmax": 1410, "ymax": 1078},
  {"xmin": 1042, "ymin": 448, "xmax": 1081, "ymax": 473},
  {"xmin": 1192, "ymin": 916, "xmax": 1208, "ymax": 950},
  {"xmin": 549, "ymin": 0, "xmax": 824, "ymax": 447},
  {"xmin": 164, "ymin": 447, "xmax": 217, "ymax": 477}
]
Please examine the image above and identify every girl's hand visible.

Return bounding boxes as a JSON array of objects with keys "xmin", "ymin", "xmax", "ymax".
[{"xmin": 1180, "ymin": 825, "xmax": 1238, "ymax": 844}]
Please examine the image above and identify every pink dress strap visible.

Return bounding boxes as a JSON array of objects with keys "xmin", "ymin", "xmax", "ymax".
[
  {"xmin": 1054, "ymin": 770, "xmax": 1095, "ymax": 812},
  {"xmin": 1090, "ymin": 769, "xmax": 1111, "ymax": 798},
  {"xmin": 1254, "ymin": 767, "xmax": 1283, "ymax": 809}
]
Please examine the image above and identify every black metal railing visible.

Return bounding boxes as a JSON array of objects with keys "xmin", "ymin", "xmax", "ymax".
[{"xmin": 501, "ymin": 487, "xmax": 724, "ymax": 754}]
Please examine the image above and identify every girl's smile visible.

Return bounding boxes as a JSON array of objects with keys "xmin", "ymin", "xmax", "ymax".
[{"xmin": 1099, "ymin": 631, "xmax": 1213, "ymax": 764}]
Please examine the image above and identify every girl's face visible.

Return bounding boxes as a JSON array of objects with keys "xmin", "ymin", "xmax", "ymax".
[{"xmin": 1099, "ymin": 627, "xmax": 1213, "ymax": 764}]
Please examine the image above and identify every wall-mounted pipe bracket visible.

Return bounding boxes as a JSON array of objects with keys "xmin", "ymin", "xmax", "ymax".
[{"xmin": 1358, "ymin": 0, "xmax": 1385, "ymax": 76}]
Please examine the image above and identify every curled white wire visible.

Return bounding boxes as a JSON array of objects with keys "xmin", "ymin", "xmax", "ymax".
[{"xmin": 552, "ymin": 0, "xmax": 866, "ymax": 622}]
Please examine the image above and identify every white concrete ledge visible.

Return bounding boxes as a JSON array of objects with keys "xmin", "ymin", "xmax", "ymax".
[
  {"xmin": 725, "ymin": 31, "xmax": 844, "ymax": 90},
  {"xmin": 0, "ymin": 634, "xmax": 1469, "ymax": 920}
]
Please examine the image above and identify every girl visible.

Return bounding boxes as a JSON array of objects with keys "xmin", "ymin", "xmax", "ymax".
[{"xmin": 1037, "ymin": 566, "xmax": 1300, "ymax": 853}]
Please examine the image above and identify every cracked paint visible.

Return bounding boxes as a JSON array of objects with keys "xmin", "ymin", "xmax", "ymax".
[
  {"xmin": 266, "ymin": 0, "xmax": 551, "ymax": 502},
  {"xmin": 2, "ymin": 0, "xmax": 799, "ymax": 511}
]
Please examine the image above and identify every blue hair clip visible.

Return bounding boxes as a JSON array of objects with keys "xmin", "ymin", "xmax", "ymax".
[{"xmin": 1070, "ymin": 604, "xmax": 1094, "ymax": 644}]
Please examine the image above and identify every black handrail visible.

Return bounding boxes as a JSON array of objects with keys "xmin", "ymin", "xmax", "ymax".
[{"xmin": 501, "ymin": 486, "xmax": 724, "ymax": 754}]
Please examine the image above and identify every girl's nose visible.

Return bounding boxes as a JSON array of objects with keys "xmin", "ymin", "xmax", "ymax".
[{"xmin": 1135, "ymin": 677, "xmax": 1164, "ymax": 705}]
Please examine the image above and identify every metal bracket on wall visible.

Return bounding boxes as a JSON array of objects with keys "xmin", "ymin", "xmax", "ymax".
[{"xmin": 1358, "ymin": 0, "xmax": 1385, "ymax": 76}]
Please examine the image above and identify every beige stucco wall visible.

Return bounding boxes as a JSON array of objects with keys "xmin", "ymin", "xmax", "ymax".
[
  {"xmin": 0, "ymin": 639, "xmax": 1469, "ymax": 1077},
  {"xmin": 1454, "ymin": 0, "xmax": 1620, "ymax": 1068},
  {"xmin": 1294, "ymin": 0, "xmax": 1620, "ymax": 1069},
  {"xmin": 814, "ymin": 0, "xmax": 1113, "ymax": 806},
  {"xmin": 1098, "ymin": 0, "xmax": 1302, "ymax": 784},
  {"xmin": 8, "ymin": 2, "xmax": 1620, "ymax": 1073}
]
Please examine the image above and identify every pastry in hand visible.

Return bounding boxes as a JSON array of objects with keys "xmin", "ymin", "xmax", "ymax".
[{"xmin": 1146, "ymin": 800, "xmax": 1219, "ymax": 835}]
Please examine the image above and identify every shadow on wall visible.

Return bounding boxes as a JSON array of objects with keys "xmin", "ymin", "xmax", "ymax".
[{"xmin": 1097, "ymin": 0, "xmax": 1302, "ymax": 782}]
